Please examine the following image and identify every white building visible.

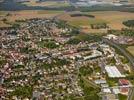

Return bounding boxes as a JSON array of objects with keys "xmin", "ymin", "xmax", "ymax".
[{"xmin": 105, "ymin": 65, "xmax": 125, "ymax": 78}]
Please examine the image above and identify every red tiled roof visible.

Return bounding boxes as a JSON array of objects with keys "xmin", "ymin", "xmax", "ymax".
[
  {"xmin": 119, "ymin": 79, "xmax": 129, "ymax": 85},
  {"xmin": 120, "ymin": 87, "xmax": 129, "ymax": 93}
]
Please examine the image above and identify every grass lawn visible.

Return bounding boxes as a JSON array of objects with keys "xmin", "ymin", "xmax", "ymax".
[
  {"xmin": 107, "ymin": 78, "xmax": 118, "ymax": 87},
  {"xmin": 118, "ymin": 94, "xmax": 127, "ymax": 100}
]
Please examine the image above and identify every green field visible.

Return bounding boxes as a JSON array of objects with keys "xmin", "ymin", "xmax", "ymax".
[
  {"xmin": 68, "ymin": 18, "xmax": 106, "ymax": 27},
  {"xmin": 126, "ymin": 46, "xmax": 134, "ymax": 56},
  {"xmin": 38, "ymin": 10, "xmax": 64, "ymax": 14}
]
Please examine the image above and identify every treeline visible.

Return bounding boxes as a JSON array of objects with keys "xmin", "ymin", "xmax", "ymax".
[
  {"xmin": 70, "ymin": 13, "xmax": 95, "ymax": 18},
  {"xmin": 79, "ymin": 5, "xmax": 134, "ymax": 12}
]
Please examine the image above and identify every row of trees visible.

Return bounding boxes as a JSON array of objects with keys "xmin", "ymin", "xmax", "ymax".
[{"xmin": 70, "ymin": 13, "xmax": 95, "ymax": 18}]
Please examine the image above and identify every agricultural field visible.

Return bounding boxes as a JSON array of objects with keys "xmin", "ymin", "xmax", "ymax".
[
  {"xmin": 57, "ymin": 12, "xmax": 106, "ymax": 26},
  {"xmin": 57, "ymin": 11, "xmax": 134, "ymax": 33},
  {"xmin": 0, "ymin": 10, "xmax": 134, "ymax": 31},
  {"xmin": 89, "ymin": 11, "xmax": 134, "ymax": 30},
  {"xmin": 22, "ymin": 1, "xmax": 71, "ymax": 7},
  {"xmin": 0, "ymin": 10, "xmax": 64, "ymax": 27},
  {"xmin": 57, "ymin": 12, "xmax": 107, "ymax": 33},
  {"xmin": 126, "ymin": 46, "xmax": 134, "ymax": 56}
]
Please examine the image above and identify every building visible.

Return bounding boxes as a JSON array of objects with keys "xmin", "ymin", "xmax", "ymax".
[
  {"xmin": 102, "ymin": 93, "xmax": 119, "ymax": 100},
  {"xmin": 105, "ymin": 65, "xmax": 125, "ymax": 78},
  {"xmin": 119, "ymin": 79, "xmax": 129, "ymax": 86}
]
